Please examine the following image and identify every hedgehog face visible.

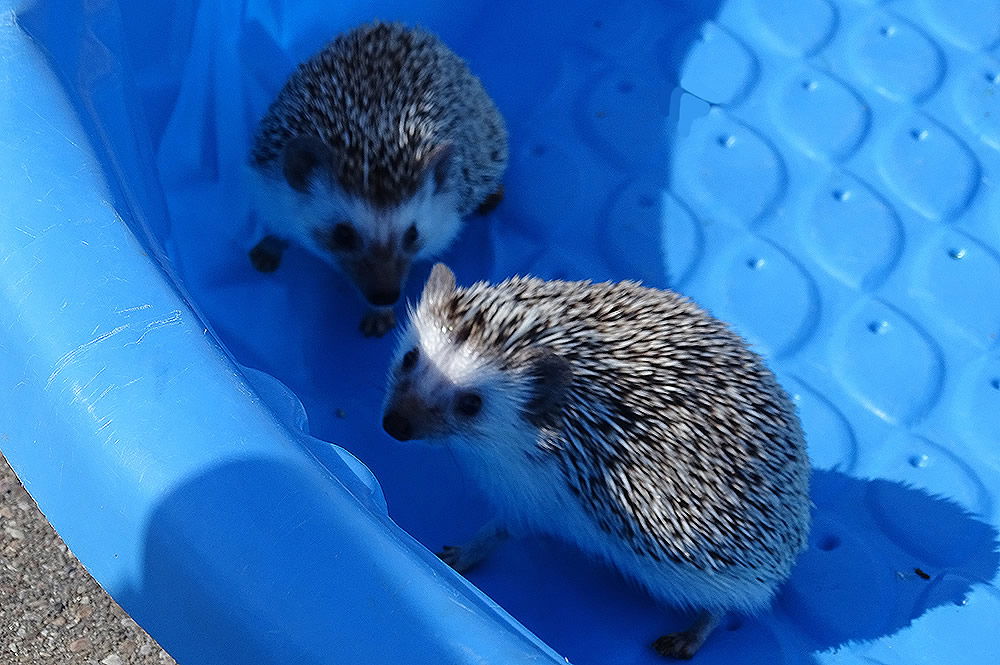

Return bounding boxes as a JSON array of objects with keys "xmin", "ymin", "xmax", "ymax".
[
  {"xmin": 382, "ymin": 264, "xmax": 572, "ymax": 444},
  {"xmin": 381, "ymin": 323, "xmax": 523, "ymax": 442},
  {"xmin": 320, "ymin": 179, "xmax": 462, "ymax": 307},
  {"xmin": 278, "ymin": 137, "xmax": 463, "ymax": 307}
]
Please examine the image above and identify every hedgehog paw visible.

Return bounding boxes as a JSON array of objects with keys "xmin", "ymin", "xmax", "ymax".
[
  {"xmin": 652, "ymin": 611, "xmax": 721, "ymax": 660},
  {"xmin": 475, "ymin": 184, "xmax": 504, "ymax": 215},
  {"xmin": 436, "ymin": 520, "xmax": 508, "ymax": 573},
  {"xmin": 436, "ymin": 545, "xmax": 471, "ymax": 572},
  {"xmin": 249, "ymin": 235, "xmax": 287, "ymax": 273},
  {"xmin": 360, "ymin": 308, "xmax": 396, "ymax": 337},
  {"xmin": 651, "ymin": 633, "xmax": 699, "ymax": 660},
  {"xmin": 435, "ymin": 543, "xmax": 490, "ymax": 574}
]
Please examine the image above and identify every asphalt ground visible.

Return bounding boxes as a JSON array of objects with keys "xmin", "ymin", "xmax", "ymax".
[{"xmin": 0, "ymin": 454, "xmax": 176, "ymax": 665}]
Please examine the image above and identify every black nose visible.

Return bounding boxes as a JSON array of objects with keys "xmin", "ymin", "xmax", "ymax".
[
  {"xmin": 382, "ymin": 411, "xmax": 413, "ymax": 441},
  {"xmin": 367, "ymin": 289, "xmax": 400, "ymax": 306}
]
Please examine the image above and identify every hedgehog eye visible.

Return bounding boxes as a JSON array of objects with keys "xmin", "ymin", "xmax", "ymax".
[
  {"xmin": 403, "ymin": 224, "xmax": 419, "ymax": 251},
  {"xmin": 454, "ymin": 391, "xmax": 482, "ymax": 418},
  {"xmin": 401, "ymin": 348, "xmax": 419, "ymax": 372},
  {"xmin": 331, "ymin": 222, "xmax": 359, "ymax": 252}
]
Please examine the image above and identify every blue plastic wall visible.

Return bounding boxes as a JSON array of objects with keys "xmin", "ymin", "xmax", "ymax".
[{"xmin": 2, "ymin": 0, "xmax": 999, "ymax": 664}]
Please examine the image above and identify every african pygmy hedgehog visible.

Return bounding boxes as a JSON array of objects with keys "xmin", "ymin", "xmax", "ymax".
[
  {"xmin": 381, "ymin": 264, "xmax": 811, "ymax": 659},
  {"xmin": 247, "ymin": 22, "xmax": 508, "ymax": 337}
]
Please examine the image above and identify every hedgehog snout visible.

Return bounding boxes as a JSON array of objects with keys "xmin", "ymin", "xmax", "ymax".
[
  {"xmin": 382, "ymin": 410, "xmax": 413, "ymax": 441},
  {"xmin": 357, "ymin": 270, "xmax": 402, "ymax": 307},
  {"xmin": 367, "ymin": 287, "xmax": 401, "ymax": 307},
  {"xmin": 382, "ymin": 389, "xmax": 441, "ymax": 441},
  {"xmin": 352, "ymin": 249, "xmax": 410, "ymax": 307}
]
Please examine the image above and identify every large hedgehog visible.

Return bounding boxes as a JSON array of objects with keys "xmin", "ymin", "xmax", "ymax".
[
  {"xmin": 247, "ymin": 22, "xmax": 508, "ymax": 336},
  {"xmin": 382, "ymin": 264, "xmax": 811, "ymax": 659}
]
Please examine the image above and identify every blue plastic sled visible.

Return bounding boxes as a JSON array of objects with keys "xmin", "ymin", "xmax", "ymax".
[{"xmin": 2, "ymin": 0, "xmax": 999, "ymax": 663}]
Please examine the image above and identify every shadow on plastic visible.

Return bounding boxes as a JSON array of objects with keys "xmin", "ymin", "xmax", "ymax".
[{"xmin": 117, "ymin": 464, "xmax": 998, "ymax": 665}]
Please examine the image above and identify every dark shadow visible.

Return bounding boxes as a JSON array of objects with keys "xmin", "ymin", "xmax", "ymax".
[
  {"xmin": 116, "ymin": 461, "xmax": 998, "ymax": 665},
  {"xmin": 114, "ymin": 457, "xmax": 560, "ymax": 665},
  {"xmin": 775, "ymin": 470, "xmax": 999, "ymax": 651},
  {"xmin": 440, "ymin": 468, "xmax": 999, "ymax": 664}
]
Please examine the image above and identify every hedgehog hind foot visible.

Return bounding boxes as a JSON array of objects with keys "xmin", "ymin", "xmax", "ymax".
[
  {"xmin": 651, "ymin": 611, "xmax": 721, "ymax": 660},
  {"xmin": 475, "ymin": 184, "xmax": 504, "ymax": 216},
  {"xmin": 360, "ymin": 308, "xmax": 396, "ymax": 337},
  {"xmin": 437, "ymin": 519, "xmax": 508, "ymax": 574},
  {"xmin": 249, "ymin": 235, "xmax": 288, "ymax": 273}
]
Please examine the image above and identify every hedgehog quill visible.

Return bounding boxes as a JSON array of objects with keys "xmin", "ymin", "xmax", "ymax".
[
  {"xmin": 382, "ymin": 264, "xmax": 811, "ymax": 659},
  {"xmin": 248, "ymin": 22, "xmax": 507, "ymax": 336}
]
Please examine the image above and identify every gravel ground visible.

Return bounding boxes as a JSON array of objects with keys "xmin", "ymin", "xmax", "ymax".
[{"xmin": 0, "ymin": 454, "xmax": 176, "ymax": 665}]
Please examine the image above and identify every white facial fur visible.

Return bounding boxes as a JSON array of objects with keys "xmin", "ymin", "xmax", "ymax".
[
  {"xmin": 388, "ymin": 303, "xmax": 607, "ymax": 546},
  {"xmin": 248, "ymin": 163, "xmax": 462, "ymax": 270},
  {"xmin": 386, "ymin": 308, "xmax": 531, "ymax": 442}
]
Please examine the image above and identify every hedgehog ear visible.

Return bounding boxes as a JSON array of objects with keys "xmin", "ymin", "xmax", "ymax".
[
  {"xmin": 283, "ymin": 135, "xmax": 334, "ymax": 193},
  {"xmin": 524, "ymin": 348, "xmax": 572, "ymax": 426},
  {"xmin": 423, "ymin": 263, "xmax": 456, "ymax": 302},
  {"xmin": 420, "ymin": 143, "xmax": 454, "ymax": 193}
]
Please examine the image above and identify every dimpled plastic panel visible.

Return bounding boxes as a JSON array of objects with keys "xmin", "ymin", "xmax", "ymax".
[
  {"xmin": 668, "ymin": 0, "xmax": 1000, "ymax": 661},
  {"xmin": 4, "ymin": 0, "xmax": 999, "ymax": 663}
]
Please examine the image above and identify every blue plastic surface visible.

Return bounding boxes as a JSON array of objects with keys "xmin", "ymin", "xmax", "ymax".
[{"xmin": 1, "ymin": 0, "xmax": 999, "ymax": 664}]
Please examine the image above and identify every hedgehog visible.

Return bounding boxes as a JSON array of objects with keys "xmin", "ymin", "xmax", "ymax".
[
  {"xmin": 247, "ymin": 22, "xmax": 508, "ymax": 337},
  {"xmin": 381, "ymin": 264, "xmax": 811, "ymax": 659}
]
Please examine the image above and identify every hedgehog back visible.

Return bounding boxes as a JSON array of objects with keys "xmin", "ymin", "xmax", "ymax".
[
  {"xmin": 251, "ymin": 22, "xmax": 507, "ymax": 213},
  {"xmin": 428, "ymin": 276, "xmax": 811, "ymax": 587}
]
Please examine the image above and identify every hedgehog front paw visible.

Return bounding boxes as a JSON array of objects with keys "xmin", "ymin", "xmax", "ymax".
[
  {"xmin": 475, "ymin": 184, "xmax": 504, "ymax": 215},
  {"xmin": 436, "ymin": 544, "xmax": 487, "ymax": 574},
  {"xmin": 651, "ymin": 633, "xmax": 699, "ymax": 660},
  {"xmin": 436, "ymin": 521, "xmax": 507, "ymax": 573},
  {"xmin": 652, "ymin": 611, "xmax": 720, "ymax": 660},
  {"xmin": 360, "ymin": 308, "xmax": 396, "ymax": 337},
  {"xmin": 436, "ymin": 545, "xmax": 470, "ymax": 572},
  {"xmin": 249, "ymin": 235, "xmax": 286, "ymax": 273}
]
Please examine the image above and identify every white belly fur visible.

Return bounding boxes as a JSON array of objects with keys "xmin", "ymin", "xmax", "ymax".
[{"xmin": 452, "ymin": 439, "xmax": 778, "ymax": 615}]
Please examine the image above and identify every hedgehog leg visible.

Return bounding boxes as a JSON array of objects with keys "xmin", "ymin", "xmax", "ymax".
[
  {"xmin": 475, "ymin": 184, "xmax": 505, "ymax": 215},
  {"xmin": 360, "ymin": 307, "xmax": 396, "ymax": 337},
  {"xmin": 651, "ymin": 610, "xmax": 721, "ymax": 660},
  {"xmin": 437, "ymin": 519, "xmax": 508, "ymax": 573},
  {"xmin": 249, "ymin": 235, "xmax": 288, "ymax": 273}
]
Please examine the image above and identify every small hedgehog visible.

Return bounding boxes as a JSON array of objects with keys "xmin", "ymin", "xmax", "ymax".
[
  {"xmin": 247, "ymin": 22, "xmax": 508, "ymax": 336},
  {"xmin": 382, "ymin": 264, "xmax": 811, "ymax": 659}
]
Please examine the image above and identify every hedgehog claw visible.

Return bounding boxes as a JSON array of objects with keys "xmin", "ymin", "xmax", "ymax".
[
  {"xmin": 360, "ymin": 308, "xmax": 396, "ymax": 337},
  {"xmin": 435, "ymin": 544, "xmax": 485, "ymax": 574},
  {"xmin": 249, "ymin": 235, "xmax": 287, "ymax": 273},
  {"xmin": 436, "ymin": 520, "xmax": 508, "ymax": 573},
  {"xmin": 651, "ymin": 633, "xmax": 698, "ymax": 660},
  {"xmin": 652, "ymin": 611, "xmax": 720, "ymax": 660},
  {"xmin": 475, "ymin": 184, "xmax": 504, "ymax": 215},
  {"xmin": 437, "ymin": 545, "xmax": 467, "ymax": 571}
]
